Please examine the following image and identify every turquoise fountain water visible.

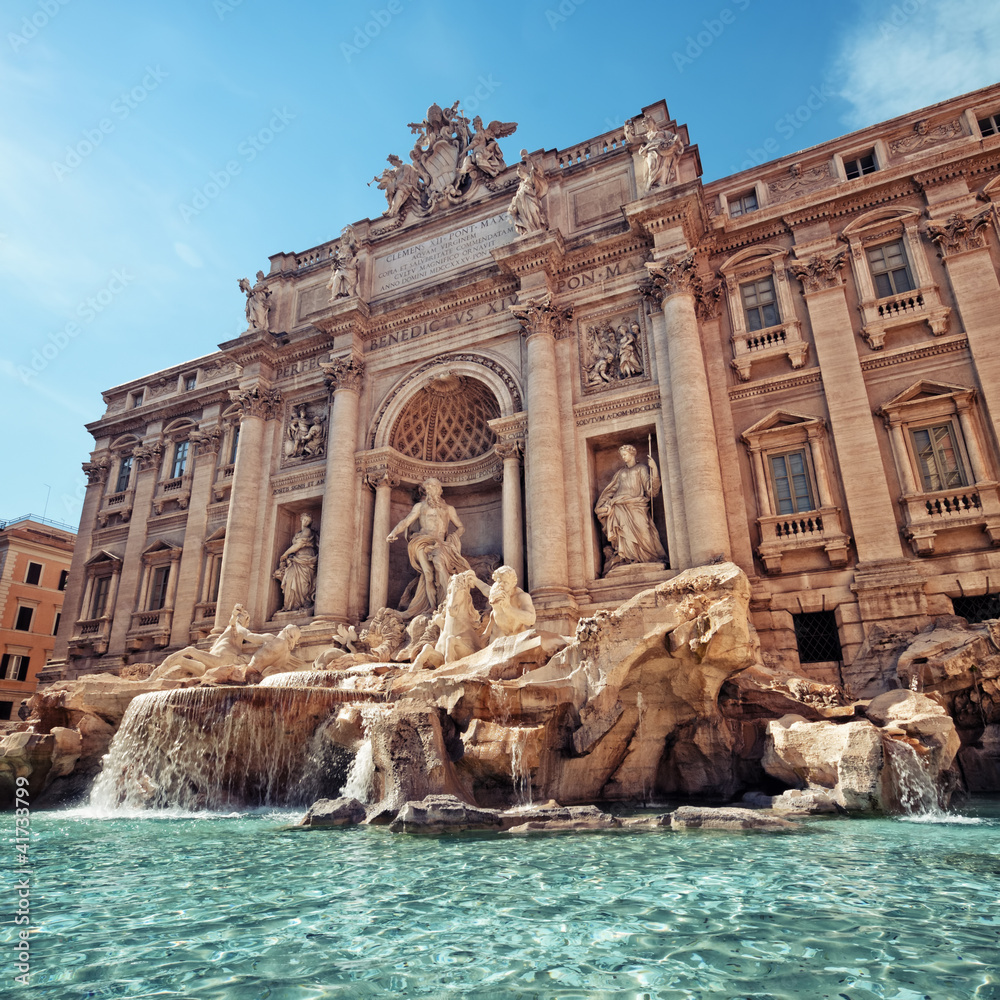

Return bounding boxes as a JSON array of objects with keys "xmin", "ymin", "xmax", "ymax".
[{"xmin": 12, "ymin": 800, "xmax": 1000, "ymax": 999}]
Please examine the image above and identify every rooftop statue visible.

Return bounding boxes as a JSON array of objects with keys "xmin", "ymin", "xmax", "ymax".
[
  {"xmin": 327, "ymin": 226, "xmax": 359, "ymax": 299},
  {"xmin": 634, "ymin": 115, "xmax": 684, "ymax": 194},
  {"xmin": 508, "ymin": 149, "xmax": 548, "ymax": 235},
  {"xmin": 372, "ymin": 103, "xmax": 518, "ymax": 219},
  {"xmin": 238, "ymin": 270, "xmax": 271, "ymax": 332}
]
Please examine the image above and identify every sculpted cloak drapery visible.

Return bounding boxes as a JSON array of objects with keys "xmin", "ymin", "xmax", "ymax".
[{"xmin": 595, "ymin": 461, "xmax": 666, "ymax": 568}]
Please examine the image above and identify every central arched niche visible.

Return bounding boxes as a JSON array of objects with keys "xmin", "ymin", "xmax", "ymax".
[
  {"xmin": 383, "ymin": 374, "xmax": 507, "ymax": 611},
  {"xmin": 389, "ymin": 373, "xmax": 499, "ymax": 462}
]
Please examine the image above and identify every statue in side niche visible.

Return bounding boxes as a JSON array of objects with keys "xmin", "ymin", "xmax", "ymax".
[
  {"xmin": 387, "ymin": 477, "xmax": 472, "ymax": 618},
  {"xmin": 468, "ymin": 565, "xmax": 536, "ymax": 642},
  {"xmin": 148, "ymin": 604, "xmax": 270, "ymax": 679},
  {"xmin": 637, "ymin": 117, "xmax": 684, "ymax": 194},
  {"xmin": 327, "ymin": 227, "xmax": 359, "ymax": 299},
  {"xmin": 595, "ymin": 445, "xmax": 667, "ymax": 571},
  {"xmin": 508, "ymin": 150, "xmax": 548, "ymax": 235},
  {"xmin": 274, "ymin": 513, "xmax": 318, "ymax": 612},
  {"xmin": 239, "ymin": 270, "xmax": 271, "ymax": 332}
]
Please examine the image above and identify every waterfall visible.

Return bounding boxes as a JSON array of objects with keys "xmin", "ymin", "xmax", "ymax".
[
  {"xmin": 883, "ymin": 737, "xmax": 945, "ymax": 819},
  {"xmin": 90, "ymin": 686, "xmax": 349, "ymax": 812},
  {"xmin": 636, "ymin": 690, "xmax": 648, "ymax": 806},
  {"xmin": 510, "ymin": 728, "xmax": 533, "ymax": 807},
  {"xmin": 340, "ymin": 739, "xmax": 376, "ymax": 803}
]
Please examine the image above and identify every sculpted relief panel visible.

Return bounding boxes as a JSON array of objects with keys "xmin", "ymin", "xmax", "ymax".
[
  {"xmin": 579, "ymin": 312, "xmax": 648, "ymax": 392},
  {"xmin": 282, "ymin": 401, "xmax": 328, "ymax": 465}
]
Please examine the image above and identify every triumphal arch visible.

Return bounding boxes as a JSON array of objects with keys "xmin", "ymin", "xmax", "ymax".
[{"xmin": 52, "ymin": 86, "xmax": 1000, "ymax": 685}]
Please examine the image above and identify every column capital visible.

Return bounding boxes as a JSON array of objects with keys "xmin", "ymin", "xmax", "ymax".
[
  {"xmin": 509, "ymin": 295, "xmax": 572, "ymax": 340},
  {"xmin": 364, "ymin": 465, "xmax": 400, "ymax": 491},
  {"xmin": 82, "ymin": 456, "xmax": 111, "ymax": 485},
  {"xmin": 789, "ymin": 248, "xmax": 848, "ymax": 293},
  {"xmin": 131, "ymin": 442, "xmax": 163, "ymax": 471},
  {"xmin": 924, "ymin": 208, "xmax": 992, "ymax": 257},
  {"xmin": 643, "ymin": 249, "xmax": 699, "ymax": 298},
  {"xmin": 495, "ymin": 438, "xmax": 523, "ymax": 462},
  {"xmin": 321, "ymin": 355, "xmax": 365, "ymax": 393},
  {"xmin": 188, "ymin": 426, "xmax": 224, "ymax": 457},
  {"xmin": 229, "ymin": 383, "xmax": 282, "ymax": 420}
]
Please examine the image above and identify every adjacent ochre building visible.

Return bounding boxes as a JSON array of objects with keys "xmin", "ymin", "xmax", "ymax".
[
  {"xmin": 0, "ymin": 517, "xmax": 75, "ymax": 713},
  {"xmin": 48, "ymin": 84, "xmax": 1000, "ymax": 686}
]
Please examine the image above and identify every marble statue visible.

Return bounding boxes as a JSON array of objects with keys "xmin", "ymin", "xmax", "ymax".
[
  {"xmin": 274, "ymin": 513, "xmax": 318, "ymax": 612},
  {"xmin": 372, "ymin": 153, "xmax": 422, "ymax": 217},
  {"xmin": 468, "ymin": 565, "xmax": 536, "ymax": 641},
  {"xmin": 248, "ymin": 623, "xmax": 304, "ymax": 676},
  {"xmin": 387, "ymin": 477, "xmax": 472, "ymax": 617},
  {"xmin": 412, "ymin": 570, "xmax": 484, "ymax": 669},
  {"xmin": 239, "ymin": 270, "xmax": 271, "ymax": 332},
  {"xmin": 595, "ymin": 445, "xmax": 666, "ymax": 571},
  {"xmin": 327, "ymin": 227, "xmax": 359, "ymax": 299},
  {"xmin": 458, "ymin": 117, "xmax": 517, "ymax": 180},
  {"xmin": 618, "ymin": 322, "xmax": 642, "ymax": 378},
  {"xmin": 637, "ymin": 117, "xmax": 684, "ymax": 194},
  {"xmin": 508, "ymin": 150, "xmax": 548, "ymax": 235},
  {"xmin": 148, "ymin": 604, "xmax": 269, "ymax": 679}
]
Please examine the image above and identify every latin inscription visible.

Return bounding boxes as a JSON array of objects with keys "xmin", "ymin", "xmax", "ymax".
[{"xmin": 372, "ymin": 213, "xmax": 517, "ymax": 295}]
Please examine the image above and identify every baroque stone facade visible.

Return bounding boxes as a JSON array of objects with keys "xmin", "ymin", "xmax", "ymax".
[{"xmin": 48, "ymin": 85, "xmax": 1000, "ymax": 683}]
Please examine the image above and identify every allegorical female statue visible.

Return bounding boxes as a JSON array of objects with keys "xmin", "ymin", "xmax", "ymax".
[
  {"xmin": 595, "ymin": 444, "xmax": 666, "ymax": 572},
  {"xmin": 274, "ymin": 512, "xmax": 318, "ymax": 612}
]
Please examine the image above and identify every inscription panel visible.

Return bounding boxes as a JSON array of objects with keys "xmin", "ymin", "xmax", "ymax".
[{"xmin": 372, "ymin": 213, "xmax": 517, "ymax": 296}]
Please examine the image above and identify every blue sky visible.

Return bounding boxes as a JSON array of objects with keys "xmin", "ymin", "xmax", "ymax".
[{"xmin": 2, "ymin": 0, "xmax": 999, "ymax": 528}]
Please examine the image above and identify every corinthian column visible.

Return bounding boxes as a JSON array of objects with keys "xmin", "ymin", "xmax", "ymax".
[
  {"xmin": 510, "ymin": 296, "xmax": 572, "ymax": 604},
  {"xmin": 366, "ymin": 465, "xmax": 399, "ymax": 615},
  {"xmin": 643, "ymin": 251, "xmax": 731, "ymax": 566},
  {"xmin": 212, "ymin": 383, "xmax": 281, "ymax": 631},
  {"xmin": 314, "ymin": 355, "xmax": 365, "ymax": 622}
]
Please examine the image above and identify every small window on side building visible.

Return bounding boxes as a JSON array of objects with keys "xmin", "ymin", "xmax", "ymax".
[
  {"xmin": 769, "ymin": 451, "xmax": 815, "ymax": 514},
  {"xmin": 911, "ymin": 424, "xmax": 967, "ymax": 492},
  {"xmin": 132, "ymin": 391, "xmax": 144, "ymax": 408},
  {"xmin": 729, "ymin": 190, "xmax": 759, "ymax": 218},
  {"xmin": 978, "ymin": 113, "xmax": 1000, "ymax": 137},
  {"xmin": 25, "ymin": 562, "xmax": 42, "ymax": 586},
  {"xmin": 740, "ymin": 277, "xmax": 780, "ymax": 331},
  {"xmin": 14, "ymin": 606, "xmax": 33, "ymax": 632},
  {"xmin": 184, "ymin": 374, "xmax": 197, "ymax": 391},
  {"xmin": 115, "ymin": 455, "xmax": 133, "ymax": 493},
  {"xmin": 149, "ymin": 566, "xmax": 171, "ymax": 611},
  {"xmin": 866, "ymin": 240, "xmax": 915, "ymax": 298},
  {"xmin": 0, "ymin": 702, "xmax": 12, "ymax": 721},
  {"xmin": 170, "ymin": 441, "xmax": 189, "ymax": 479},
  {"xmin": 58, "ymin": 570, "xmax": 68, "ymax": 591}
]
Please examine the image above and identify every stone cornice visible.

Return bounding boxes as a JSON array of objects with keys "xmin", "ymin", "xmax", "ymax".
[
  {"xmin": 311, "ymin": 297, "xmax": 372, "ymax": 337},
  {"xmin": 573, "ymin": 387, "xmax": 661, "ymax": 426},
  {"xmin": 491, "ymin": 228, "xmax": 567, "ymax": 280},
  {"xmin": 217, "ymin": 330, "xmax": 285, "ymax": 371},
  {"xmin": 357, "ymin": 446, "xmax": 501, "ymax": 486},
  {"xmin": 728, "ymin": 368, "xmax": 823, "ymax": 401},
  {"xmin": 621, "ymin": 183, "xmax": 707, "ymax": 247},
  {"xmin": 858, "ymin": 334, "xmax": 968, "ymax": 371}
]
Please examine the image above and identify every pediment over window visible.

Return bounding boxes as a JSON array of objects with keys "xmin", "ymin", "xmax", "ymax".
[
  {"xmin": 741, "ymin": 409, "xmax": 824, "ymax": 439},
  {"xmin": 84, "ymin": 549, "xmax": 123, "ymax": 569},
  {"xmin": 879, "ymin": 380, "xmax": 974, "ymax": 413},
  {"xmin": 840, "ymin": 206, "xmax": 921, "ymax": 238},
  {"xmin": 141, "ymin": 539, "xmax": 183, "ymax": 557},
  {"xmin": 718, "ymin": 244, "xmax": 788, "ymax": 274}
]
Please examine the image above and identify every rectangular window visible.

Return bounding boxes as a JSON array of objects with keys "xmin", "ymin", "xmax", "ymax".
[
  {"xmin": 867, "ymin": 240, "xmax": 915, "ymax": 298},
  {"xmin": 25, "ymin": 562, "xmax": 42, "ymax": 585},
  {"xmin": 769, "ymin": 451, "xmax": 814, "ymax": 514},
  {"xmin": 58, "ymin": 569, "xmax": 68, "ymax": 591},
  {"xmin": 0, "ymin": 702, "xmax": 11, "ymax": 721},
  {"xmin": 741, "ymin": 277, "xmax": 780, "ymax": 332},
  {"xmin": 794, "ymin": 611, "xmax": 843, "ymax": 663},
  {"xmin": 729, "ymin": 190, "xmax": 758, "ymax": 218},
  {"xmin": 170, "ymin": 441, "xmax": 189, "ymax": 479},
  {"xmin": 911, "ymin": 424, "xmax": 966, "ymax": 492},
  {"xmin": 149, "ymin": 566, "xmax": 170, "ymax": 611},
  {"xmin": 229, "ymin": 426, "xmax": 240, "ymax": 465},
  {"xmin": 0, "ymin": 654, "xmax": 7, "ymax": 680},
  {"xmin": 208, "ymin": 559, "xmax": 222, "ymax": 603},
  {"xmin": 14, "ymin": 606, "xmax": 33, "ymax": 632},
  {"xmin": 53, "ymin": 612, "xmax": 61, "ymax": 636},
  {"xmin": 844, "ymin": 152, "xmax": 877, "ymax": 179},
  {"xmin": 1, "ymin": 653, "xmax": 30, "ymax": 682},
  {"xmin": 92, "ymin": 576, "xmax": 111, "ymax": 618},
  {"xmin": 115, "ymin": 455, "xmax": 133, "ymax": 493},
  {"xmin": 132, "ymin": 391, "xmax": 144, "ymax": 408},
  {"xmin": 978, "ymin": 113, "xmax": 1000, "ymax": 137},
  {"xmin": 184, "ymin": 374, "xmax": 197, "ymax": 391}
]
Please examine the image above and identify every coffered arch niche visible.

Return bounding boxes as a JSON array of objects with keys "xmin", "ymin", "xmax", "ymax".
[{"xmin": 366, "ymin": 355, "xmax": 524, "ymax": 612}]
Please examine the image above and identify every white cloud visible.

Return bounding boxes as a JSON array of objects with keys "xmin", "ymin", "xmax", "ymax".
[{"xmin": 836, "ymin": 0, "xmax": 1000, "ymax": 128}]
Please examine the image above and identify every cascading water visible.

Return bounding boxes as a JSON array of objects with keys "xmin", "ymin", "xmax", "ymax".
[
  {"xmin": 90, "ymin": 686, "xmax": 350, "ymax": 812},
  {"xmin": 339, "ymin": 705, "xmax": 389, "ymax": 804},
  {"xmin": 882, "ymin": 737, "xmax": 945, "ymax": 819},
  {"xmin": 636, "ymin": 690, "xmax": 648, "ymax": 805},
  {"xmin": 510, "ymin": 728, "xmax": 533, "ymax": 807}
]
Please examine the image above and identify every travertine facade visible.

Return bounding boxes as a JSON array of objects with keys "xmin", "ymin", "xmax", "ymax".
[{"xmin": 49, "ymin": 86, "xmax": 1000, "ymax": 684}]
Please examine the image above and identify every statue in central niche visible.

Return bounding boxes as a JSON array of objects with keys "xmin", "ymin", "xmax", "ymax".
[
  {"xmin": 595, "ymin": 444, "xmax": 667, "ymax": 572},
  {"xmin": 387, "ymin": 477, "xmax": 472, "ymax": 617}
]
